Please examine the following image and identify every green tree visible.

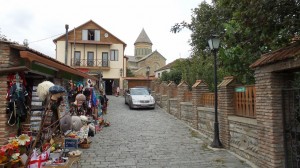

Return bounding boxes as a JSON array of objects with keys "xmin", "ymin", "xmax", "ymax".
[
  {"xmin": 126, "ymin": 68, "xmax": 135, "ymax": 77},
  {"xmin": 168, "ymin": 69, "xmax": 182, "ymax": 85},
  {"xmin": 160, "ymin": 69, "xmax": 182, "ymax": 85},
  {"xmin": 171, "ymin": 0, "xmax": 300, "ymax": 85},
  {"xmin": 160, "ymin": 71, "xmax": 170, "ymax": 82}
]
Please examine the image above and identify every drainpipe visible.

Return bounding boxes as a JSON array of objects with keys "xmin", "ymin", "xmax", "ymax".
[{"xmin": 65, "ymin": 24, "xmax": 69, "ymax": 65}]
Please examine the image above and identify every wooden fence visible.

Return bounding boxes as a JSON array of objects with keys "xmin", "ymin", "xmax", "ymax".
[
  {"xmin": 200, "ymin": 92, "xmax": 215, "ymax": 107},
  {"xmin": 171, "ymin": 89, "xmax": 178, "ymax": 98},
  {"xmin": 184, "ymin": 91, "xmax": 192, "ymax": 102},
  {"xmin": 234, "ymin": 85, "xmax": 256, "ymax": 118}
]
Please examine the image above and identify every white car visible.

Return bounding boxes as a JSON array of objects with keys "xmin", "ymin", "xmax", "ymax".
[{"xmin": 125, "ymin": 87, "xmax": 155, "ymax": 109}]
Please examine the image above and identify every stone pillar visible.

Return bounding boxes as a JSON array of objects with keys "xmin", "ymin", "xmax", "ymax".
[
  {"xmin": 150, "ymin": 80, "xmax": 155, "ymax": 92},
  {"xmin": 177, "ymin": 81, "xmax": 189, "ymax": 102},
  {"xmin": 255, "ymin": 68, "xmax": 292, "ymax": 168},
  {"xmin": 160, "ymin": 81, "xmax": 168, "ymax": 95},
  {"xmin": 192, "ymin": 80, "xmax": 209, "ymax": 106},
  {"xmin": 218, "ymin": 76, "xmax": 235, "ymax": 148},
  {"xmin": 163, "ymin": 81, "xmax": 169, "ymax": 95},
  {"xmin": 176, "ymin": 81, "xmax": 189, "ymax": 119},
  {"xmin": 154, "ymin": 80, "xmax": 161, "ymax": 107},
  {"xmin": 188, "ymin": 80, "xmax": 209, "ymax": 129},
  {"xmin": 167, "ymin": 81, "xmax": 177, "ymax": 98},
  {"xmin": 0, "ymin": 42, "xmax": 18, "ymax": 145},
  {"xmin": 154, "ymin": 80, "xmax": 160, "ymax": 93},
  {"xmin": 167, "ymin": 81, "xmax": 177, "ymax": 114},
  {"xmin": 0, "ymin": 75, "xmax": 9, "ymax": 145},
  {"xmin": 160, "ymin": 81, "xmax": 168, "ymax": 110}
]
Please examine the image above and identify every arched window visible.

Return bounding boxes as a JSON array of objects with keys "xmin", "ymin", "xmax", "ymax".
[{"xmin": 154, "ymin": 62, "xmax": 160, "ymax": 71}]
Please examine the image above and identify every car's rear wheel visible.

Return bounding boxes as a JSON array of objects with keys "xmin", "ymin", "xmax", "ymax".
[{"xmin": 129, "ymin": 102, "xmax": 133, "ymax": 109}]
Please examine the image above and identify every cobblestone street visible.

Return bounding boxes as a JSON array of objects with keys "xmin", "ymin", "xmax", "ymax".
[{"xmin": 78, "ymin": 95, "xmax": 251, "ymax": 168}]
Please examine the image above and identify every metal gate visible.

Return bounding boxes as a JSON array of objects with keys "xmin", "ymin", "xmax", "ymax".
[{"xmin": 283, "ymin": 89, "xmax": 300, "ymax": 168}]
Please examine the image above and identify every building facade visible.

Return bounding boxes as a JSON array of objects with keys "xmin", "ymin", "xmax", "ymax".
[
  {"xmin": 127, "ymin": 29, "xmax": 166, "ymax": 77},
  {"xmin": 154, "ymin": 59, "xmax": 184, "ymax": 78},
  {"xmin": 53, "ymin": 20, "xmax": 127, "ymax": 95}
]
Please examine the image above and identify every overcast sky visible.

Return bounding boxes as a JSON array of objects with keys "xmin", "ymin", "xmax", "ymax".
[{"xmin": 0, "ymin": 0, "xmax": 209, "ymax": 64}]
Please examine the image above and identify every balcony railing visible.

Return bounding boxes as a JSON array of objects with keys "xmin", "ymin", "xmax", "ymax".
[{"xmin": 72, "ymin": 59, "xmax": 109, "ymax": 67}]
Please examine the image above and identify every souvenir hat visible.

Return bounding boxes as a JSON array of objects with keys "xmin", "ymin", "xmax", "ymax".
[
  {"xmin": 76, "ymin": 94, "xmax": 86, "ymax": 101},
  {"xmin": 80, "ymin": 115, "xmax": 88, "ymax": 122},
  {"xmin": 37, "ymin": 81, "xmax": 54, "ymax": 101},
  {"xmin": 49, "ymin": 85, "xmax": 66, "ymax": 94}
]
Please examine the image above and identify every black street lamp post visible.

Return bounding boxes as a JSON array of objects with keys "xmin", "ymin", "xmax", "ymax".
[
  {"xmin": 146, "ymin": 66, "xmax": 150, "ymax": 88},
  {"xmin": 146, "ymin": 66, "xmax": 150, "ymax": 79},
  {"xmin": 208, "ymin": 35, "xmax": 223, "ymax": 148}
]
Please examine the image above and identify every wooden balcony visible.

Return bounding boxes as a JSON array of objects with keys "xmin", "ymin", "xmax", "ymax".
[{"xmin": 71, "ymin": 59, "xmax": 110, "ymax": 69}]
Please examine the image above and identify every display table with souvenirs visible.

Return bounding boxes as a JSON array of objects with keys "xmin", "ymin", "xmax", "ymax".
[
  {"xmin": 44, "ymin": 156, "xmax": 81, "ymax": 168},
  {"xmin": 1, "ymin": 77, "xmax": 103, "ymax": 168}
]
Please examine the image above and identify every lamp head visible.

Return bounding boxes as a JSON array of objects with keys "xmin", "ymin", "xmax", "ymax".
[
  {"xmin": 120, "ymin": 68, "xmax": 123, "ymax": 77},
  {"xmin": 208, "ymin": 35, "xmax": 220, "ymax": 50}
]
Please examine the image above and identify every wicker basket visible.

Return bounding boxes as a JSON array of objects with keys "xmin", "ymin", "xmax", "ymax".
[
  {"xmin": 79, "ymin": 143, "xmax": 90, "ymax": 149},
  {"xmin": 68, "ymin": 153, "xmax": 81, "ymax": 157}
]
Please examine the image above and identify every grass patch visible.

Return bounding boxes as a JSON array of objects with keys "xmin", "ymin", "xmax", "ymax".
[
  {"xmin": 201, "ymin": 143, "xmax": 209, "ymax": 150},
  {"xmin": 189, "ymin": 129, "xmax": 210, "ymax": 151},
  {"xmin": 214, "ymin": 158, "xmax": 225, "ymax": 164},
  {"xmin": 190, "ymin": 130, "xmax": 198, "ymax": 137},
  {"xmin": 190, "ymin": 129, "xmax": 201, "ymax": 138}
]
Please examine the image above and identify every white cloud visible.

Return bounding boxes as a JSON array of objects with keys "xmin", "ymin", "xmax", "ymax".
[{"xmin": 0, "ymin": 0, "xmax": 208, "ymax": 63}]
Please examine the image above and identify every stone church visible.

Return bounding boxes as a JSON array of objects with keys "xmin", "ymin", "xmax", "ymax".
[{"xmin": 127, "ymin": 29, "xmax": 166, "ymax": 77}]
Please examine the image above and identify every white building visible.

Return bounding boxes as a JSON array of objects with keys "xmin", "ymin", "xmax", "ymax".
[{"xmin": 53, "ymin": 20, "xmax": 127, "ymax": 95}]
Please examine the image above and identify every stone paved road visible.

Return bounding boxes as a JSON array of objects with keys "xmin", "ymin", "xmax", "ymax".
[{"xmin": 77, "ymin": 95, "xmax": 251, "ymax": 168}]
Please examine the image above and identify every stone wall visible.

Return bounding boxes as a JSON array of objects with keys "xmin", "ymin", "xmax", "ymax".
[
  {"xmin": 161, "ymin": 95, "xmax": 168, "ymax": 112},
  {"xmin": 229, "ymin": 116, "xmax": 259, "ymax": 165},
  {"xmin": 180, "ymin": 102, "xmax": 196, "ymax": 129},
  {"xmin": 169, "ymin": 98, "xmax": 179, "ymax": 118},
  {"xmin": 197, "ymin": 107, "xmax": 214, "ymax": 140},
  {"xmin": 152, "ymin": 78, "xmax": 260, "ymax": 167},
  {"xmin": 152, "ymin": 74, "xmax": 291, "ymax": 167}
]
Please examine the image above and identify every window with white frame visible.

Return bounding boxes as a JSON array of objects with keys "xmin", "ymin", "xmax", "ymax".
[
  {"xmin": 110, "ymin": 50, "xmax": 119, "ymax": 61},
  {"xmin": 82, "ymin": 29, "xmax": 100, "ymax": 41}
]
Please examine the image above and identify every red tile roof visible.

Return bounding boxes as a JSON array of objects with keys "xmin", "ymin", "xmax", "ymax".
[
  {"xmin": 250, "ymin": 41, "xmax": 300, "ymax": 68},
  {"xmin": 155, "ymin": 58, "xmax": 184, "ymax": 72}
]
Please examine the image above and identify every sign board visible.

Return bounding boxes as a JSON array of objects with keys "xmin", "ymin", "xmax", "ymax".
[
  {"xmin": 235, "ymin": 87, "xmax": 246, "ymax": 92},
  {"xmin": 64, "ymin": 138, "xmax": 79, "ymax": 149}
]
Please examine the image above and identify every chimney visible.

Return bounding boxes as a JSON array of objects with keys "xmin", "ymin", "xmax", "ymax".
[{"xmin": 65, "ymin": 24, "xmax": 69, "ymax": 65}]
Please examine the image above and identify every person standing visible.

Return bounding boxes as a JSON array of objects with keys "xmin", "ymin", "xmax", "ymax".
[
  {"xmin": 99, "ymin": 90, "xmax": 108, "ymax": 114},
  {"xmin": 116, "ymin": 87, "xmax": 120, "ymax": 97}
]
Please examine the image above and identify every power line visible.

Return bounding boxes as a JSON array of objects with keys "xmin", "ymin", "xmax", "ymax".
[{"xmin": 29, "ymin": 33, "xmax": 64, "ymax": 44}]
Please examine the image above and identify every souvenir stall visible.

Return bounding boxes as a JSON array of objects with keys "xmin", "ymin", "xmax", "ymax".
[
  {"xmin": 1, "ymin": 77, "xmax": 100, "ymax": 167},
  {"xmin": 0, "ymin": 41, "xmax": 101, "ymax": 167}
]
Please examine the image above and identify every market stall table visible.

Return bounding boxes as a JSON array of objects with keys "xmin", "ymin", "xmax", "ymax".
[
  {"xmin": 43, "ymin": 156, "xmax": 80, "ymax": 168},
  {"xmin": 0, "ymin": 161, "xmax": 21, "ymax": 168}
]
